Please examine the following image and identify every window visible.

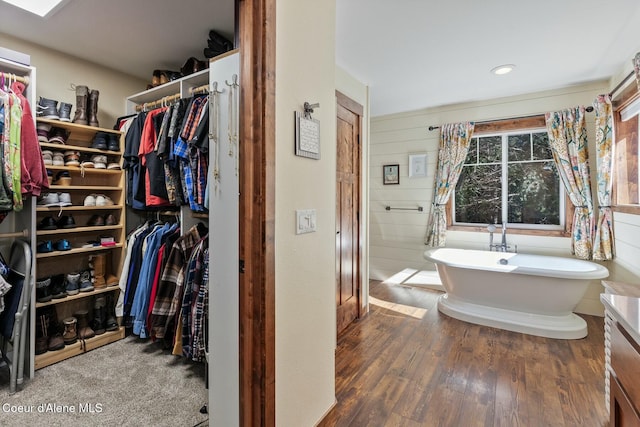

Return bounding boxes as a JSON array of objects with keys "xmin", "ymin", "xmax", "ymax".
[
  {"xmin": 453, "ymin": 129, "xmax": 564, "ymax": 230},
  {"xmin": 614, "ymin": 97, "xmax": 640, "ymax": 212}
]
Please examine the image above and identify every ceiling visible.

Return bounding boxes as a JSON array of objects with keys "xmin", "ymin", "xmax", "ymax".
[{"xmin": 2, "ymin": 0, "xmax": 640, "ymax": 117}]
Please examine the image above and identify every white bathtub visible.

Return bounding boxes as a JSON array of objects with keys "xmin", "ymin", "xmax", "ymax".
[{"xmin": 424, "ymin": 248, "xmax": 609, "ymax": 339}]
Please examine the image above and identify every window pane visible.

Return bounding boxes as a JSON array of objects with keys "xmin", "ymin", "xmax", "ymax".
[
  {"xmin": 465, "ymin": 138, "xmax": 478, "ymax": 164},
  {"xmin": 507, "ymin": 162, "xmax": 560, "ymax": 224},
  {"xmin": 508, "ymin": 134, "xmax": 531, "ymax": 161},
  {"xmin": 532, "ymin": 132, "xmax": 552, "ymax": 160},
  {"xmin": 455, "ymin": 164, "xmax": 501, "ymax": 224},
  {"xmin": 478, "ymin": 136, "xmax": 501, "ymax": 163}
]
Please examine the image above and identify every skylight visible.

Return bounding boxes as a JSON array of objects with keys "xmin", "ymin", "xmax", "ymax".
[{"xmin": 2, "ymin": 0, "xmax": 69, "ymax": 18}]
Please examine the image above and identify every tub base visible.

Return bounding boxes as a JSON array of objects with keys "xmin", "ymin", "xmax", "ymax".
[{"xmin": 437, "ymin": 294, "xmax": 587, "ymax": 339}]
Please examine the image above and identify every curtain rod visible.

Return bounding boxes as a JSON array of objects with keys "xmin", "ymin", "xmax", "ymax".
[
  {"xmin": 609, "ymin": 70, "xmax": 635, "ymax": 99},
  {"xmin": 427, "ymin": 106, "xmax": 594, "ymax": 131}
]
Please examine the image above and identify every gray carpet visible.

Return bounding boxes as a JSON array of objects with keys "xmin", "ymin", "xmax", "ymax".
[{"xmin": 0, "ymin": 336, "xmax": 209, "ymax": 427}]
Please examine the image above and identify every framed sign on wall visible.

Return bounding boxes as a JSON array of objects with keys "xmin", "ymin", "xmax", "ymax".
[
  {"xmin": 383, "ymin": 164, "xmax": 400, "ymax": 185},
  {"xmin": 409, "ymin": 153, "xmax": 427, "ymax": 178}
]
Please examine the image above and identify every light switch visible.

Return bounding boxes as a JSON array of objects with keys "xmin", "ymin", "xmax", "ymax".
[{"xmin": 296, "ymin": 209, "xmax": 317, "ymax": 234}]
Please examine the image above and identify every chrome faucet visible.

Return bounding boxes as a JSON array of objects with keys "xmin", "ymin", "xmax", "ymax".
[
  {"xmin": 488, "ymin": 223, "xmax": 514, "ymax": 252},
  {"xmin": 500, "ymin": 222, "xmax": 509, "ymax": 252}
]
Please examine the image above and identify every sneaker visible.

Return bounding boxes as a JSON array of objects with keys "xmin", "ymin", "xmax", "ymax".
[
  {"xmin": 107, "ymin": 134, "xmax": 120, "ymax": 151},
  {"xmin": 56, "ymin": 214, "xmax": 76, "ymax": 229},
  {"xmin": 91, "ymin": 154, "xmax": 107, "ymax": 169},
  {"xmin": 42, "ymin": 150, "xmax": 53, "ymax": 166},
  {"xmin": 64, "ymin": 150, "xmax": 80, "ymax": 167},
  {"xmin": 104, "ymin": 213, "xmax": 117, "ymax": 226},
  {"xmin": 58, "ymin": 102, "xmax": 73, "ymax": 122},
  {"xmin": 58, "ymin": 192, "xmax": 73, "ymax": 207},
  {"xmin": 37, "ymin": 216, "xmax": 58, "ymax": 230},
  {"xmin": 54, "ymin": 239, "xmax": 72, "ymax": 251},
  {"xmin": 37, "ymin": 97, "xmax": 59, "ymax": 120},
  {"xmin": 79, "ymin": 270, "xmax": 94, "ymax": 293},
  {"xmin": 37, "ymin": 193, "xmax": 60, "ymax": 207},
  {"xmin": 52, "ymin": 151, "xmax": 65, "ymax": 166},
  {"xmin": 48, "ymin": 127, "xmax": 69, "ymax": 144},
  {"xmin": 36, "ymin": 277, "xmax": 52, "ymax": 303},
  {"xmin": 84, "ymin": 194, "xmax": 97, "ymax": 206},
  {"xmin": 91, "ymin": 132, "xmax": 108, "ymax": 150},
  {"xmin": 65, "ymin": 272, "xmax": 80, "ymax": 295},
  {"xmin": 80, "ymin": 156, "xmax": 95, "ymax": 168},
  {"xmin": 106, "ymin": 162, "xmax": 121, "ymax": 170},
  {"xmin": 95, "ymin": 194, "xmax": 114, "ymax": 206},
  {"xmin": 37, "ymin": 241, "xmax": 53, "ymax": 253},
  {"xmin": 37, "ymin": 123, "xmax": 52, "ymax": 142}
]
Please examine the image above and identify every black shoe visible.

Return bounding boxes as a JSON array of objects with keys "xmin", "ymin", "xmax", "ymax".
[
  {"xmin": 56, "ymin": 214, "xmax": 76, "ymax": 229},
  {"xmin": 58, "ymin": 102, "xmax": 73, "ymax": 122},
  {"xmin": 37, "ymin": 97, "xmax": 59, "ymax": 120},
  {"xmin": 107, "ymin": 134, "xmax": 120, "ymax": 151},
  {"xmin": 38, "ymin": 216, "xmax": 57, "ymax": 230},
  {"xmin": 50, "ymin": 274, "xmax": 68, "ymax": 299},
  {"xmin": 91, "ymin": 132, "xmax": 108, "ymax": 150}
]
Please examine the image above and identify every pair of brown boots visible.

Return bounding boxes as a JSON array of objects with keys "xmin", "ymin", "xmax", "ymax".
[
  {"xmin": 72, "ymin": 85, "xmax": 99, "ymax": 127},
  {"xmin": 62, "ymin": 309, "xmax": 94, "ymax": 344},
  {"xmin": 89, "ymin": 253, "xmax": 118, "ymax": 288}
]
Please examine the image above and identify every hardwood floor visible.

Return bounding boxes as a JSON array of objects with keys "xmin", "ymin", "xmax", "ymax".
[{"xmin": 318, "ymin": 280, "xmax": 608, "ymax": 427}]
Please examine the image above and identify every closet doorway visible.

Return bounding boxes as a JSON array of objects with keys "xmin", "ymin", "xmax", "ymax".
[{"xmin": 335, "ymin": 91, "xmax": 363, "ymax": 335}]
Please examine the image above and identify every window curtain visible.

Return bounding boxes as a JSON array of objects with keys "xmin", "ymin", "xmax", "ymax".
[
  {"xmin": 545, "ymin": 107, "xmax": 594, "ymax": 260},
  {"xmin": 593, "ymin": 94, "xmax": 615, "ymax": 261},
  {"xmin": 425, "ymin": 122, "xmax": 474, "ymax": 247}
]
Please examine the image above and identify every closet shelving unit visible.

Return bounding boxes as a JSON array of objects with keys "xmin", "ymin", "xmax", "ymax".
[
  {"xmin": 0, "ymin": 57, "xmax": 37, "ymax": 381},
  {"xmin": 33, "ymin": 118, "xmax": 126, "ymax": 370}
]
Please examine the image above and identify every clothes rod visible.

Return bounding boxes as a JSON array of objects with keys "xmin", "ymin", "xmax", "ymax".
[
  {"xmin": 427, "ymin": 106, "xmax": 595, "ymax": 131},
  {"xmin": 386, "ymin": 206, "xmax": 424, "ymax": 212},
  {"xmin": 0, "ymin": 229, "xmax": 29, "ymax": 239},
  {"xmin": 0, "ymin": 72, "xmax": 29, "ymax": 86},
  {"xmin": 134, "ymin": 93, "xmax": 181, "ymax": 112},
  {"xmin": 189, "ymin": 84, "xmax": 210, "ymax": 95}
]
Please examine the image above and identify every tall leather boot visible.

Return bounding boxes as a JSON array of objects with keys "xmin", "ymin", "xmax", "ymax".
[
  {"xmin": 88, "ymin": 89, "xmax": 99, "ymax": 127},
  {"xmin": 105, "ymin": 293, "xmax": 119, "ymax": 332},
  {"xmin": 72, "ymin": 85, "xmax": 89, "ymax": 125},
  {"xmin": 74, "ymin": 309, "xmax": 95, "ymax": 339},
  {"xmin": 90, "ymin": 296, "xmax": 106, "ymax": 335},
  {"xmin": 89, "ymin": 253, "xmax": 106, "ymax": 289}
]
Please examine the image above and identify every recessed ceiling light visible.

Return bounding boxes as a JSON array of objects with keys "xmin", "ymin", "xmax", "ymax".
[
  {"xmin": 491, "ymin": 64, "xmax": 516, "ymax": 75},
  {"xmin": 1, "ymin": 0, "xmax": 70, "ymax": 18}
]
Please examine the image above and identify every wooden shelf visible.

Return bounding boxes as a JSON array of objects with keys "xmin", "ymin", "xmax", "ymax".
[
  {"xmin": 37, "ymin": 205, "xmax": 123, "ymax": 212},
  {"xmin": 46, "ymin": 165, "xmax": 121, "ymax": 174},
  {"xmin": 47, "ymin": 185, "xmax": 121, "ymax": 191},
  {"xmin": 37, "ymin": 118, "xmax": 122, "ymax": 136},
  {"xmin": 36, "ymin": 285, "xmax": 120, "ymax": 308},
  {"xmin": 36, "ymin": 243, "xmax": 124, "ymax": 259},
  {"xmin": 34, "ymin": 327, "xmax": 125, "ymax": 370},
  {"xmin": 40, "ymin": 141, "xmax": 122, "ymax": 156},
  {"xmin": 37, "ymin": 224, "xmax": 123, "ymax": 236}
]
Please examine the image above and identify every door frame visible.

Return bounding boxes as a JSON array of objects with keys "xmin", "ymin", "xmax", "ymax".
[{"xmin": 336, "ymin": 90, "xmax": 364, "ymax": 331}]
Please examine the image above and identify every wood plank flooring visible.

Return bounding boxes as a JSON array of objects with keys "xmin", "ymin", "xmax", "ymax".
[{"xmin": 318, "ymin": 280, "xmax": 608, "ymax": 427}]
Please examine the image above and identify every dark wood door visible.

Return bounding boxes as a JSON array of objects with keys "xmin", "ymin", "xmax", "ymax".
[{"xmin": 336, "ymin": 92, "xmax": 362, "ymax": 335}]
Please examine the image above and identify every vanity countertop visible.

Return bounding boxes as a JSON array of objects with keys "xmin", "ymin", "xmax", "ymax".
[{"xmin": 601, "ymin": 293, "xmax": 640, "ymax": 345}]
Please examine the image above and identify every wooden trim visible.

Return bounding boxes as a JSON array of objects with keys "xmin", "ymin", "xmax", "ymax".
[
  {"xmin": 336, "ymin": 90, "xmax": 364, "ymax": 116},
  {"xmin": 474, "ymin": 115, "xmax": 546, "ymax": 134},
  {"xmin": 613, "ymin": 205, "xmax": 640, "ymax": 215},
  {"xmin": 239, "ymin": 0, "xmax": 276, "ymax": 425}
]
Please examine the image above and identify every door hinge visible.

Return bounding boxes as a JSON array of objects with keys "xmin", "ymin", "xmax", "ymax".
[{"xmin": 239, "ymin": 259, "xmax": 245, "ymax": 274}]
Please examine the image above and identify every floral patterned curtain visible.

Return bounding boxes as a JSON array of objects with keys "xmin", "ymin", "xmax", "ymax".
[
  {"xmin": 545, "ymin": 107, "xmax": 594, "ymax": 260},
  {"xmin": 425, "ymin": 122, "xmax": 474, "ymax": 247},
  {"xmin": 593, "ymin": 95, "xmax": 615, "ymax": 261}
]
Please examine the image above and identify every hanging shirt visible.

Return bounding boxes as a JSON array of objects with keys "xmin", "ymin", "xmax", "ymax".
[
  {"xmin": 8, "ymin": 93, "xmax": 22, "ymax": 211},
  {"xmin": 139, "ymin": 108, "xmax": 171, "ymax": 207}
]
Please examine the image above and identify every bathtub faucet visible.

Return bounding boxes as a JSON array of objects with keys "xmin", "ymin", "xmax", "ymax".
[{"xmin": 488, "ymin": 223, "xmax": 512, "ymax": 252}]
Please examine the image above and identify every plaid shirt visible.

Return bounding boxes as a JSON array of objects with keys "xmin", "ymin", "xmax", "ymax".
[
  {"xmin": 181, "ymin": 239, "xmax": 206, "ymax": 358},
  {"xmin": 192, "ymin": 248, "xmax": 209, "ymax": 362},
  {"xmin": 174, "ymin": 136, "xmax": 198, "ymax": 210},
  {"xmin": 150, "ymin": 224, "xmax": 207, "ymax": 342}
]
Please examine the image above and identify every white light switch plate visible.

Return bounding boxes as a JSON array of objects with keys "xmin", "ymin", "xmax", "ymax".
[{"xmin": 296, "ymin": 209, "xmax": 316, "ymax": 234}]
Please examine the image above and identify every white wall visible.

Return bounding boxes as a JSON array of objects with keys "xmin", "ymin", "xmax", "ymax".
[
  {"xmin": 0, "ymin": 32, "xmax": 147, "ymax": 127},
  {"xmin": 275, "ymin": 1, "xmax": 336, "ymax": 426},
  {"xmin": 336, "ymin": 66, "xmax": 370, "ymax": 309},
  {"xmin": 370, "ymin": 81, "xmax": 617, "ymax": 316}
]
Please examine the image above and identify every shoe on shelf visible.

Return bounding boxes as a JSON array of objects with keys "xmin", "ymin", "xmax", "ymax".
[
  {"xmin": 104, "ymin": 213, "xmax": 117, "ymax": 226},
  {"xmin": 37, "ymin": 193, "xmax": 60, "ymax": 207},
  {"xmin": 42, "ymin": 150, "xmax": 53, "ymax": 166},
  {"xmin": 58, "ymin": 192, "xmax": 73, "ymax": 207},
  {"xmin": 87, "ymin": 214, "xmax": 105, "ymax": 227},
  {"xmin": 95, "ymin": 194, "xmax": 114, "ymax": 206},
  {"xmin": 56, "ymin": 214, "xmax": 76, "ymax": 229},
  {"xmin": 35, "ymin": 308, "xmax": 51, "ymax": 355},
  {"xmin": 37, "ymin": 97, "xmax": 60, "ymax": 120},
  {"xmin": 105, "ymin": 294, "xmax": 118, "ymax": 330},
  {"xmin": 35, "ymin": 277, "xmax": 52, "ymax": 303},
  {"xmin": 54, "ymin": 171, "xmax": 72, "ymax": 187},
  {"xmin": 91, "ymin": 296, "xmax": 106, "ymax": 335},
  {"xmin": 65, "ymin": 272, "xmax": 80, "ymax": 296},
  {"xmin": 107, "ymin": 134, "xmax": 120, "ymax": 151},
  {"xmin": 37, "ymin": 241, "xmax": 53, "ymax": 253},
  {"xmin": 52, "ymin": 151, "xmax": 65, "ymax": 166},
  {"xmin": 90, "ymin": 154, "xmax": 107, "ymax": 169},
  {"xmin": 47, "ymin": 169, "xmax": 53, "ymax": 186},
  {"xmin": 37, "ymin": 123, "xmax": 52, "ymax": 142},
  {"xmin": 54, "ymin": 239, "xmax": 72, "ymax": 251},
  {"xmin": 91, "ymin": 132, "xmax": 108, "ymax": 150},
  {"xmin": 74, "ymin": 309, "xmax": 95, "ymax": 339},
  {"xmin": 80, "ymin": 155, "xmax": 95, "ymax": 168},
  {"xmin": 106, "ymin": 162, "xmax": 121, "ymax": 170},
  {"xmin": 83, "ymin": 194, "xmax": 97, "ymax": 207},
  {"xmin": 49, "ymin": 274, "xmax": 67, "ymax": 299},
  {"xmin": 79, "ymin": 270, "xmax": 94, "ymax": 293},
  {"xmin": 64, "ymin": 150, "xmax": 80, "ymax": 167},
  {"xmin": 48, "ymin": 127, "xmax": 69, "ymax": 144},
  {"xmin": 62, "ymin": 317, "xmax": 78, "ymax": 345},
  {"xmin": 37, "ymin": 216, "xmax": 57, "ymax": 230},
  {"xmin": 58, "ymin": 102, "xmax": 73, "ymax": 122}
]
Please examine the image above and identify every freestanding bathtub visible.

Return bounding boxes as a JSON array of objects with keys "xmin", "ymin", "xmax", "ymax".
[{"xmin": 424, "ymin": 248, "xmax": 609, "ymax": 339}]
